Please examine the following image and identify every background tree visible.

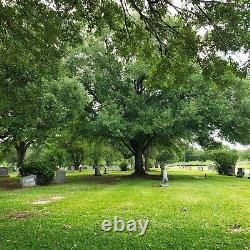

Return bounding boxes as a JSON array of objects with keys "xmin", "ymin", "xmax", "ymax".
[
  {"xmin": 1, "ymin": 1, "xmax": 249, "ymax": 177},
  {"xmin": 0, "ymin": 143, "xmax": 16, "ymax": 167},
  {"xmin": 88, "ymin": 139, "xmax": 107, "ymax": 176},
  {"xmin": 238, "ymin": 149, "xmax": 250, "ymax": 162},
  {"xmin": 156, "ymin": 150, "xmax": 176, "ymax": 176},
  {"xmin": 66, "ymin": 35, "xmax": 249, "ymax": 176},
  {"xmin": 210, "ymin": 148, "xmax": 238, "ymax": 175},
  {"xmin": 42, "ymin": 141, "xmax": 68, "ymax": 168},
  {"xmin": 66, "ymin": 140, "xmax": 88, "ymax": 170},
  {"xmin": 102, "ymin": 145, "xmax": 122, "ymax": 169},
  {"xmin": 0, "ymin": 76, "xmax": 88, "ymax": 168}
]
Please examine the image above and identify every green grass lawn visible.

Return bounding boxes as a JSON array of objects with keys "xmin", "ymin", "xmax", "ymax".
[{"xmin": 0, "ymin": 168, "xmax": 249, "ymax": 250}]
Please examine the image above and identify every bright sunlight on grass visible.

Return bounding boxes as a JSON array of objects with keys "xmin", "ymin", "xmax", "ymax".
[{"xmin": 0, "ymin": 168, "xmax": 249, "ymax": 250}]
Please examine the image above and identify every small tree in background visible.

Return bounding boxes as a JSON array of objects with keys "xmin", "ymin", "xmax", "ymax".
[
  {"xmin": 66, "ymin": 141, "xmax": 87, "ymax": 171},
  {"xmin": 210, "ymin": 148, "xmax": 238, "ymax": 175},
  {"xmin": 156, "ymin": 151, "xmax": 176, "ymax": 176},
  {"xmin": 238, "ymin": 149, "xmax": 250, "ymax": 162},
  {"xmin": 88, "ymin": 140, "xmax": 106, "ymax": 176}
]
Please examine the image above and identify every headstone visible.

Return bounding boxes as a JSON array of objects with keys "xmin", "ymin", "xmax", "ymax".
[
  {"xmin": 236, "ymin": 168, "xmax": 245, "ymax": 178},
  {"xmin": 20, "ymin": 175, "xmax": 37, "ymax": 187},
  {"xmin": 71, "ymin": 166, "xmax": 75, "ymax": 171},
  {"xmin": 227, "ymin": 167, "xmax": 235, "ymax": 176},
  {"xmin": 160, "ymin": 168, "xmax": 169, "ymax": 187},
  {"xmin": 54, "ymin": 170, "xmax": 66, "ymax": 184},
  {"xmin": 0, "ymin": 167, "xmax": 9, "ymax": 177}
]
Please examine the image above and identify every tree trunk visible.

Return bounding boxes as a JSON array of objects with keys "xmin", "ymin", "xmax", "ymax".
[
  {"xmin": 74, "ymin": 162, "xmax": 80, "ymax": 171},
  {"xmin": 15, "ymin": 142, "xmax": 28, "ymax": 168},
  {"xmin": 160, "ymin": 164, "xmax": 164, "ymax": 178},
  {"xmin": 132, "ymin": 144, "xmax": 147, "ymax": 176},
  {"xmin": 94, "ymin": 159, "xmax": 101, "ymax": 176},
  {"xmin": 144, "ymin": 148, "xmax": 150, "ymax": 171}
]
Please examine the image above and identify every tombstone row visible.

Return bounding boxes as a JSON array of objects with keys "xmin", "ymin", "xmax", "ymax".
[{"xmin": 20, "ymin": 170, "xmax": 66, "ymax": 187}]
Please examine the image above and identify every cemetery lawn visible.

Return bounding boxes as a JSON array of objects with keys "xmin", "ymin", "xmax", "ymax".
[{"xmin": 0, "ymin": 168, "xmax": 249, "ymax": 250}]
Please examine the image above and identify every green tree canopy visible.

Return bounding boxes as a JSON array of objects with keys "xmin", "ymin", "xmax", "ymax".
[
  {"xmin": 65, "ymin": 35, "xmax": 249, "ymax": 176},
  {"xmin": 0, "ymin": 76, "xmax": 88, "ymax": 167}
]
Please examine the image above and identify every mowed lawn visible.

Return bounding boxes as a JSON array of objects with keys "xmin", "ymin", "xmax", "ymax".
[{"xmin": 0, "ymin": 168, "xmax": 249, "ymax": 250}]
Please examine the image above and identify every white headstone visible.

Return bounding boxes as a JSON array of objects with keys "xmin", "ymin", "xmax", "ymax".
[{"xmin": 20, "ymin": 175, "xmax": 37, "ymax": 187}]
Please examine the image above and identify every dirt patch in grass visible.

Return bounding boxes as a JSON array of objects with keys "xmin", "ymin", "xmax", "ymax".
[
  {"xmin": 32, "ymin": 200, "xmax": 51, "ymax": 205},
  {"xmin": 50, "ymin": 196, "xmax": 64, "ymax": 201},
  {"xmin": 31, "ymin": 196, "xmax": 65, "ymax": 205},
  {"xmin": 0, "ymin": 178, "xmax": 21, "ymax": 190},
  {"xmin": 7, "ymin": 211, "xmax": 34, "ymax": 220},
  {"xmin": 227, "ymin": 224, "xmax": 249, "ymax": 233}
]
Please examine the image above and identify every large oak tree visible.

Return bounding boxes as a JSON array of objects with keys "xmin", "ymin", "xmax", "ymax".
[{"xmin": 66, "ymin": 36, "xmax": 249, "ymax": 176}]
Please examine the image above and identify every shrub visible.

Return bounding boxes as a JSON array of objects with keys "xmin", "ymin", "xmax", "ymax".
[
  {"xmin": 210, "ymin": 149, "xmax": 238, "ymax": 175},
  {"xmin": 119, "ymin": 162, "xmax": 128, "ymax": 171},
  {"xmin": 19, "ymin": 161, "xmax": 55, "ymax": 185}
]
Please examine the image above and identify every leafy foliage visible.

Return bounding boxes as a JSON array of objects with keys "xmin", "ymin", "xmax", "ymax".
[
  {"xmin": 210, "ymin": 148, "xmax": 238, "ymax": 175},
  {"xmin": 156, "ymin": 151, "xmax": 175, "ymax": 167},
  {"xmin": 66, "ymin": 35, "xmax": 250, "ymax": 175},
  {"xmin": 0, "ymin": 75, "xmax": 88, "ymax": 167},
  {"xmin": 0, "ymin": 1, "xmax": 249, "ymax": 178},
  {"xmin": 238, "ymin": 149, "xmax": 250, "ymax": 161},
  {"xmin": 20, "ymin": 161, "xmax": 55, "ymax": 185},
  {"xmin": 119, "ymin": 162, "xmax": 128, "ymax": 171}
]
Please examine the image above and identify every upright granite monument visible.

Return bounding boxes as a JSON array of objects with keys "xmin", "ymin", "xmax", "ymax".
[{"xmin": 54, "ymin": 170, "xmax": 66, "ymax": 184}]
